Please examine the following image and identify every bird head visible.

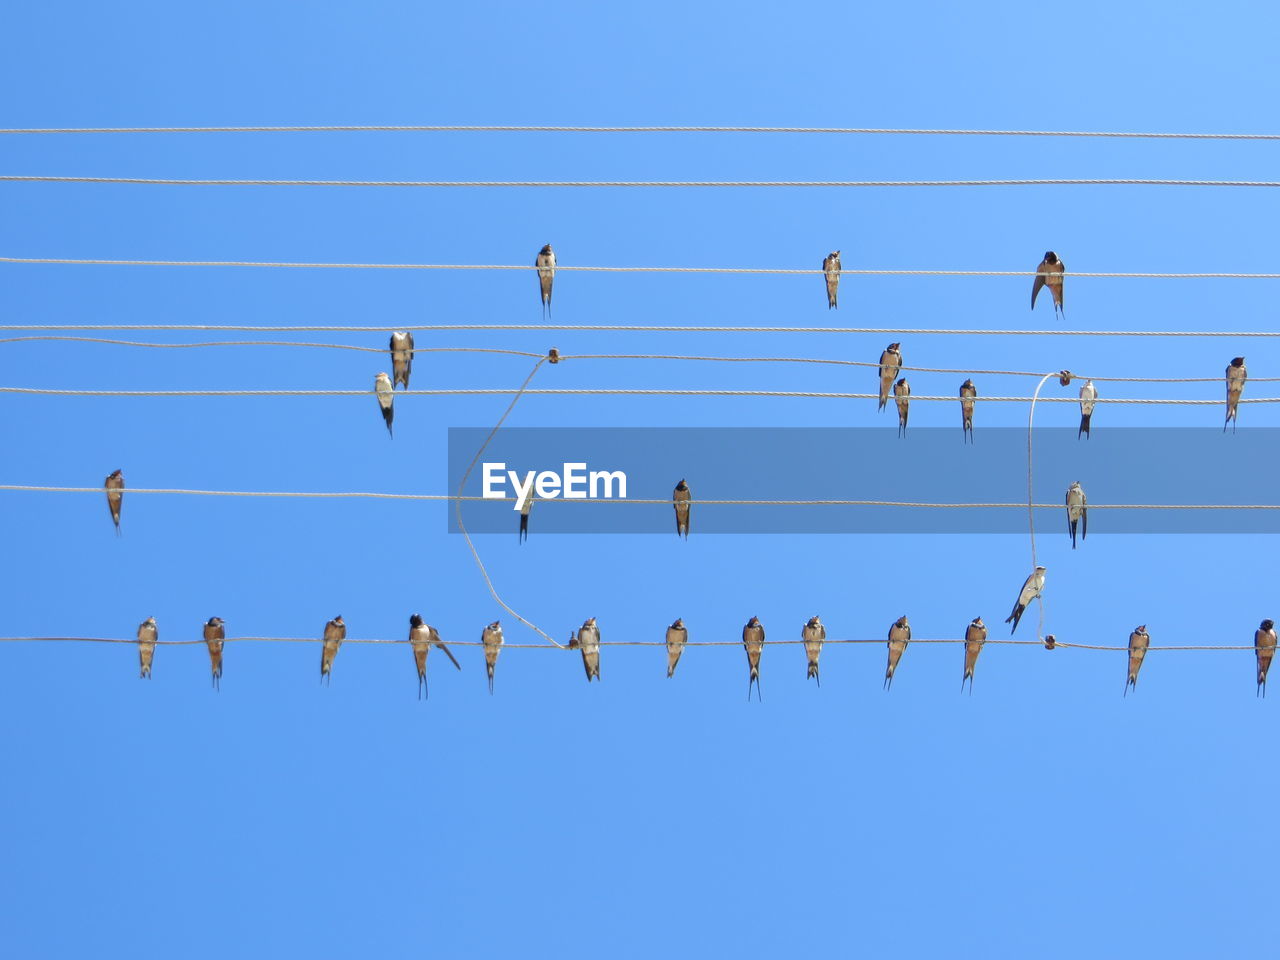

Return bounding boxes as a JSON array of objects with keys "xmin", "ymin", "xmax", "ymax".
[
  {"xmin": 747, "ymin": 616, "xmax": 761, "ymax": 627},
  {"xmin": 676, "ymin": 479, "xmax": 687, "ymax": 491},
  {"xmin": 1262, "ymin": 619, "xmax": 1275, "ymax": 632},
  {"xmin": 807, "ymin": 615, "xmax": 822, "ymax": 628},
  {"xmin": 1035, "ymin": 566, "xmax": 1047, "ymax": 573},
  {"xmin": 332, "ymin": 615, "xmax": 344, "ymax": 626},
  {"xmin": 1044, "ymin": 251, "xmax": 1058, "ymax": 262},
  {"xmin": 409, "ymin": 613, "xmax": 424, "ymax": 628},
  {"xmin": 972, "ymin": 617, "xmax": 984, "ymax": 627},
  {"xmin": 896, "ymin": 616, "xmax": 909, "ymax": 628},
  {"xmin": 672, "ymin": 618, "xmax": 684, "ymax": 629},
  {"xmin": 1136, "ymin": 625, "xmax": 1148, "ymax": 634},
  {"xmin": 207, "ymin": 616, "xmax": 224, "ymax": 627},
  {"xmin": 584, "ymin": 617, "xmax": 596, "ymax": 627},
  {"xmin": 1231, "ymin": 356, "xmax": 1246, "ymax": 367},
  {"xmin": 144, "ymin": 617, "xmax": 156, "ymax": 626},
  {"xmin": 888, "ymin": 342, "xmax": 900, "ymax": 351}
]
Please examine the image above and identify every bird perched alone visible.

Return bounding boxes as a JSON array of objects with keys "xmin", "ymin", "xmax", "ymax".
[
  {"xmin": 1125, "ymin": 625, "xmax": 1150, "ymax": 695},
  {"xmin": 878, "ymin": 343, "xmax": 902, "ymax": 411},
  {"xmin": 577, "ymin": 617, "xmax": 601, "ymax": 682},
  {"xmin": 962, "ymin": 617, "xmax": 986, "ymax": 693},
  {"xmin": 885, "ymin": 616, "xmax": 911, "ymax": 690},
  {"xmin": 894, "ymin": 379, "xmax": 911, "ymax": 437},
  {"xmin": 1255, "ymin": 619, "xmax": 1276, "ymax": 697},
  {"xmin": 320, "ymin": 615, "xmax": 345, "ymax": 684},
  {"xmin": 672, "ymin": 479, "xmax": 691, "ymax": 538},
  {"xmin": 203, "ymin": 616, "xmax": 225, "ymax": 691},
  {"xmin": 959, "ymin": 379, "xmax": 977, "ymax": 443},
  {"xmin": 1005, "ymin": 566, "xmax": 1046, "ymax": 635},
  {"xmin": 482, "ymin": 621, "xmax": 504, "ymax": 694},
  {"xmin": 1031, "ymin": 251, "xmax": 1064, "ymax": 317},
  {"xmin": 742, "ymin": 616, "xmax": 765, "ymax": 701},
  {"xmin": 665, "ymin": 618, "xmax": 687, "ymax": 678},
  {"xmin": 535, "ymin": 244, "xmax": 556, "ymax": 317},
  {"xmin": 518, "ymin": 485, "xmax": 534, "ymax": 543},
  {"xmin": 104, "ymin": 469, "xmax": 124, "ymax": 534},
  {"xmin": 1066, "ymin": 481, "xmax": 1088, "ymax": 549},
  {"xmin": 409, "ymin": 614, "xmax": 460, "ymax": 700},
  {"xmin": 389, "ymin": 331, "xmax": 415, "ymax": 389},
  {"xmin": 137, "ymin": 617, "xmax": 157, "ymax": 679},
  {"xmin": 1078, "ymin": 380, "xmax": 1097, "ymax": 439},
  {"xmin": 374, "ymin": 372, "xmax": 395, "ymax": 436},
  {"xmin": 1225, "ymin": 357, "xmax": 1247, "ymax": 432},
  {"xmin": 801, "ymin": 616, "xmax": 825, "ymax": 685},
  {"xmin": 822, "ymin": 250, "xmax": 841, "ymax": 309}
]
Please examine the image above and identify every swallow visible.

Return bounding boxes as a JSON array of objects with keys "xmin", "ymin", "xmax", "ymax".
[
  {"xmin": 1058, "ymin": 370, "xmax": 1073, "ymax": 387},
  {"xmin": 137, "ymin": 616, "xmax": 157, "ymax": 679},
  {"xmin": 1005, "ymin": 566, "xmax": 1046, "ymax": 635},
  {"xmin": 320, "ymin": 615, "xmax": 345, "ymax": 685},
  {"xmin": 482, "ymin": 621, "xmax": 504, "ymax": 694},
  {"xmin": 743, "ymin": 616, "xmax": 765, "ymax": 701},
  {"xmin": 894, "ymin": 378, "xmax": 911, "ymax": 437},
  {"xmin": 518, "ymin": 485, "xmax": 534, "ymax": 543},
  {"xmin": 962, "ymin": 617, "xmax": 986, "ymax": 692},
  {"xmin": 801, "ymin": 616, "xmax": 825, "ymax": 685},
  {"xmin": 409, "ymin": 613, "xmax": 460, "ymax": 700},
  {"xmin": 578, "ymin": 617, "xmax": 601, "ymax": 682},
  {"xmin": 104, "ymin": 469, "xmax": 124, "ymax": 534},
  {"xmin": 1078, "ymin": 380, "xmax": 1097, "ymax": 439},
  {"xmin": 203, "ymin": 616, "xmax": 225, "ymax": 691},
  {"xmin": 673, "ymin": 479, "xmax": 691, "ymax": 538},
  {"xmin": 885, "ymin": 616, "xmax": 911, "ymax": 690},
  {"xmin": 1225, "ymin": 357, "xmax": 1247, "ymax": 432},
  {"xmin": 1066, "ymin": 481, "xmax": 1088, "ymax": 549},
  {"xmin": 665, "ymin": 618, "xmax": 687, "ymax": 678},
  {"xmin": 536, "ymin": 243, "xmax": 556, "ymax": 317},
  {"xmin": 822, "ymin": 250, "xmax": 841, "ymax": 309},
  {"xmin": 1125, "ymin": 625, "xmax": 1150, "ymax": 695},
  {"xmin": 878, "ymin": 343, "xmax": 902, "ymax": 411},
  {"xmin": 1256, "ymin": 619, "xmax": 1277, "ymax": 697},
  {"xmin": 374, "ymin": 372, "xmax": 394, "ymax": 436},
  {"xmin": 960, "ymin": 379, "xmax": 977, "ymax": 443},
  {"xmin": 1031, "ymin": 251, "xmax": 1064, "ymax": 317},
  {"xmin": 389, "ymin": 331, "xmax": 415, "ymax": 389}
]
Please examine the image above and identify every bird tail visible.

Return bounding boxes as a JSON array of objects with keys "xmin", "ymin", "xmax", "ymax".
[
  {"xmin": 519, "ymin": 514, "xmax": 528, "ymax": 543},
  {"xmin": 1006, "ymin": 606, "xmax": 1023, "ymax": 633},
  {"xmin": 1079, "ymin": 413, "xmax": 1091, "ymax": 439},
  {"xmin": 808, "ymin": 662, "xmax": 820, "ymax": 685},
  {"xmin": 487, "ymin": 664, "xmax": 495, "ymax": 695}
]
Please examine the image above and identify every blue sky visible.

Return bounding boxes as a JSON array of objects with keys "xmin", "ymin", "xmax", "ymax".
[{"xmin": 3, "ymin": 2, "xmax": 1279, "ymax": 957}]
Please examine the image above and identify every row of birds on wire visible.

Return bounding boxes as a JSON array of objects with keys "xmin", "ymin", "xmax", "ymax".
[{"xmin": 111, "ymin": 612, "xmax": 1280, "ymax": 698}]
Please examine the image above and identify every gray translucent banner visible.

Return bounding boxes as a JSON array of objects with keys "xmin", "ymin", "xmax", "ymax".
[{"xmin": 446, "ymin": 427, "xmax": 1279, "ymax": 534}]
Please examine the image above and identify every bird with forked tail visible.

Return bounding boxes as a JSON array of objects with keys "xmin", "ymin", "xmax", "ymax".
[{"xmin": 885, "ymin": 616, "xmax": 911, "ymax": 690}]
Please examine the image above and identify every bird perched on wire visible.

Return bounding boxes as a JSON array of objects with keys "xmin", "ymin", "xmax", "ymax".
[
  {"xmin": 410, "ymin": 614, "xmax": 460, "ymax": 700},
  {"xmin": 801, "ymin": 616, "xmax": 825, "ymax": 685},
  {"xmin": 877, "ymin": 343, "xmax": 902, "ymax": 411},
  {"xmin": 959, "ymin": 379, "xmax": 977, "ymax": 443},
  {"xmin": 894, "ymin": 378, "xmax": 911, "ymax": 437},
  {"xmin": 672, "ymin": 479, "xmax": 691, "ymax": 538},
  {"xmin": 1032, "ymin": 251, "xmax": 1064, "ymax": 317},
  {"xmin": 1225, "ymin": 356, "xmax": 1247, "ymax": 432},
  {"xmin": 665, "ymin": 618, "xmax": 687, "ymax": 678},
  {"xmin": 535, "ymin": 244, "xmax": 556, "ymax": 317},
  {"xmin": 1125, "ymin": 625, "xmax": 1150, "ymax": 695},
  {"xmin": 320, "ymin": 615, "xmax": 345, "ymax": 684},
  {"xmin": 1066, "ymin": 481, "xmax": 1088, "ymax": 549},
  {"xmin": 389, "ymin": 331, "xmax": 415, "ymax": 389},
  {"xmin": 137, "ymin": 616, "xmax": 157, "ymax": 679},
  {"xmin": 885, "ymin": 615, "xmax": 911, "ymax": 690},
  {"xmin": 1255, "ymin": 619, "xmax": 1276, "ymax": 697},
  {"xmin": 104, "ymin": 469, "xmax": 124, "ymax": 534},
  {"xmin": 1005, "ymin": 566, "xmax": 1046, "ymax": 635},
  {"xmin": 374, "ymin": 372, "xmax": 395, "ymax": 436},
  {"xmin": 481, "ymin": 621, "xmax": 504, "ymax": 694},
  {"xmin": 962, "ymin": 617, "xmax": 986, "ymax": 693},
  {"xmin": 742, "ymin": 616, "xmax": 765, "ymax": 701},
  {"xmin": 518, "ymin": 485, "xmax": 534, "ymax": 543},
  {"xmin": 577, "ymin": 617, "xmax": 601, "ymax": 682},
  {"xmin": 822, "ymin": 250, "xmax": 841, "ymax": 309},
  {"xmin": 1078, "ymin": 379, "xmax": 1097, "ymax": 439},
  {"xmin": 203, "ymin": 616, "xmax": 225, "ymax": 691}
]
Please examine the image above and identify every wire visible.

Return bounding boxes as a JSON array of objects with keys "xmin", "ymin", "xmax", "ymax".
[
  {"xmin": 3, "ymin": 124, "xmax": 1280, "ymax": 139},
  {"xmin": 8, "ymin": 175, "xmax": 1280, "ymax": 188},
  {"xmin": 0, "ymin": 336, "xmax": 545, "ymax": 357}
]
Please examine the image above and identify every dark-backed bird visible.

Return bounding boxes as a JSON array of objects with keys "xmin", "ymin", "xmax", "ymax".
[
  {"xmin": 390, "ymin": 331, "xmax": 415, "ymax": 389},
  {"xmin": 962, "ymin": 617, "xmax": 987, "ymax": 693},
  {"xmin": 482, "ymin": 621, "xmax": 504, "ymax": 694},
  {"xmin": 878, "ymin": 343, "xmax": 902, "ymax": 411},
  {"xmin": 801, "ymin": 616, "xmax": 825, "ymax": 685},
  {"xmin": 1066, "ymin": 481, "xmax": 1088, "ymax": 549},
  {"xmin": 1078, "ymin": 380, "xmax": 1097, "ymax": 439},
  {"xmin": 410, "ymin": 613, "xmax": 460, "ymax": 700},
  {"xmin": 1032, "ymin": 251, "xmax": 1064, "ymax": 317},
  {"xmin": 320, "ymin": 615, "xmax": 345, "ymax": 684},
  {"xmin": 1256, "ymin": 619, "xmax": 1277, "ymax": 697},
  {"xmin": 822, "ymin": 250, "xmax": 841, "ymax": 309},
  {"xmin": 536, "ymin": 244, "xmax": 556, "ymax": 316},
  {"xmin": 743, "ymin": 616, "xmax": 765, "ymax": 701},
  {"xmin": 578, "ymin": 617, "xmax": 601, "ymax": 682},
  {"xmin": 1226, "ymin": 357, "xmax": 1247, "ymax": 432},
  {"xmin": 518, "ymin": 486, "xmax": 534, "ymax": 543},
  {"xmin": 673, "ymin": 479, "xmax": 691, "ymax": 538},
  {"xmin": 375, "ymin": 372, "xmax": 394, "ymax": 436},
  {"xmin": 885, "ymin": 616, "xmax": 911, "ymax": 690},
  {"xmin": 960, "ymin": 379, "xmax": 977, "ymax": 443},
  {"xmin": 665, "ymin": 618, "xmax": 687, "ymax": 678},
  {"xmin": 1125, "ymin": 625, "xmax": 1150, "ymax": 695},
  {"xmin": 105, "ymin": 469, "xmax": 124, "ymax": 534},
  {"xmin": 1005, "ymin": 566, "xmax": 1046, "ymax": 635},
  {"xmin": 894, "ymin": 378, "xmax": 911, "ymax": 437},
  {"xmin": 203, "ymin": 616, "xmax": 224, "ymax": 690},
  {"xmin": 137, "ymin": 616, "xmax": 157, "ymax": 679}
]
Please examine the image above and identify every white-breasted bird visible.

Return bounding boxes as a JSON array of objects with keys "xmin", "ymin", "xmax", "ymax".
[
  {"xmin": 1005, "ymin": 566, "xmax": 1046, "ymax": 635},
  {"xmin": 1066, "ymin": 481, "xmax": 1088, "ymax": 549},
  {"xmin": 374, "ymin": 372, "xmax": 394, "ymax": 436},
  {"xmin": 1078, "ymin": 379, "xmax": 1097, "ymax": 439},
  {"xmin": 577, "ymin": 617, "xmax": 601, "ymax": 682}
]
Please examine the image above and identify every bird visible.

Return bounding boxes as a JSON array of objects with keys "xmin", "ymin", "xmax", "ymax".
[
  {"xmin": 1256, "ymin": 619, "xmax": 1277, "ymax": 697},
  {"xmin": 1225, "ymin": 357, "xmax": 1247, "ymax": 432},
  {"xmin": 960, "ymin": 379, "xmax": 977, "ymax": 443},
  {"xmin": 535, "ymin": 244, "xmax": 556, "ymax": 317},
  {"xmin": 673, "ymin": 479, "xmax": 691, "ymax": 538},
  {"xmin": 894, "ymin": 378, "xmax": 911, "ymax": 437},
  {"xmin": 137, "ymin": 616, "xmax": 157, "ymax": 679},
  {"xmin": 743, "ymin": 616, "xmax": 765, "ymax": 701},
  {"xmin": 1066, "ymin": 481, "xmax": 1088, "ymax": 549},
  {"xmin": 1005, "ymin": 566, "xmax": 1046, "ymax": 635},
  {"xmin": 885, "ymin": 616, "xmax": 911, "ymax": 690},
  {"xmin": 1078, "ymin": 380, "xmax": 1097, "ymax": 439},
  {"xmin": 1031, "ymin": 251, "xmax": 1064, "ymax": 317},
  {"xmin": 389, "ymin": 331, "xmax": 415, "ymax": 389},
  {"xmin": 962, "ymin": 617, "xmax": 987, "ymax": 692},
  {"xmin": 320, "ymin": 615, "xmax": 345, "ymax": 685},
  {"xmin": 822, "ymin": 250, "xmax": 841, "ymax": 309},
  {"xmin": 374, "ymin": 372, "xmax": 394, "ymax": 436},
  {"xmin": 665, "ymin": 618, "xmax": 687, "ymax": 678},
  {"xmin": 878, "ymin": 343, "xmax": 902, "ymax": 411},
  {"xmin": 801, "ymin": 616, "xmax": 825, "ymax": 685},
  {"xmin": 518, "ymin": 485, "xmax": 534, "ymax": 543},
  {"xmin": 104, "ymin": 469, "xmax": 124, "ymax": 534},
  {"xmin": 578, "ymin": 617, "xmax": 601, "ymax": 682},
  {"xmin": 1125, "ymin": 625, "xmax": 1150, "ymax": 695},
  {"xmin": 203, "ymin": 616, "xmax": 225, "ymax": 691},
  {"xmin": 409, "ymin": 614, "xmax": 461, "ymax": 700},
  {"xmin": 482, "ymin": 621, "xmax": 504, "ymax": 694}
]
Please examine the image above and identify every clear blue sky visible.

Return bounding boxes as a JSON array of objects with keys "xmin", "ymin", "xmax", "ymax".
[{"xmin": 2, "ymin": 2, "xmax": 1278, "ymax": 957}]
